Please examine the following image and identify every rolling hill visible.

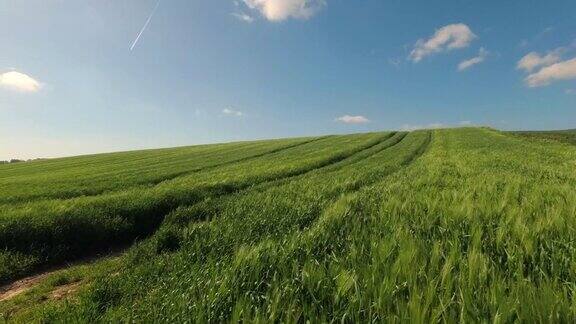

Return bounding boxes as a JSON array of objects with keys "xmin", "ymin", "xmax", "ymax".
[{"xmin": 1, "ymin": 127, "xmax": 576, "ymax": 322}]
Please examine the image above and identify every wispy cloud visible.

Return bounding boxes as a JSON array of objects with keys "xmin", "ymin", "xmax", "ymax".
[
  {"xmin": 566, "ymin": 89, "xmax": 576, "ymax": 95},
  {"xmin": 517, "ymin": 48, "xmax": 564, "ymax": 72},
  {"xmin": 130, "ymin": 0, "xmax": 161, "ymax": 51},
  {"xmin": 519, "ymin": 26, "xmax": 555, "ymax": 48},
  {"xmin": 232, "ymin": 12, "xmax": 254, "ymax": 23},
  {"xmin": 388, "ymin": 58, "xmax": 402, "ymax": 68},
  {"xmin": 335, "ymin": 115, "xmax": 370, "ymax": 124},
  {"xmin": 458, "ymin": 48, "xmax": 489, "ymax": 71},
  {"xmin": 0, "ymin": 71, "xmax": 42, "ymax": 93},
  {"xmin": 524, "ymin": 57, "xmax": 576, "ymax": 87},
  {"xmin": 400, "ymin": 123, "xmax": 444, "ymax": 131},
  {"xmin": 409, "ymin": 23, "xmax": 476, "ymax": 62},
  {"xmin": 400, "ymin": 121, "xmax": 475, "ymax": 131},
  {"xmin": 223, "ymin": 108, "xmax": 244, "ymax": 116},
  {"xmin": 241, "ymin": 0, "xmax": 326, "ymax": 22}
]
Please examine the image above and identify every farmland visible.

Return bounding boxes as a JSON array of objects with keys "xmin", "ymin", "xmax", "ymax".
[
  {"xmin": 510, "ymin": 129, "xmax": 576, "ymax": 146},
  {"xmin": 1, "ymin": 127, "xmax": 576, "ymax": 322}
]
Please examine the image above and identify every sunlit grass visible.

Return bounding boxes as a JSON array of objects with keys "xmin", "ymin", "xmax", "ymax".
[
  {"xmin": 2, "ymin": 128, "xmax": 576, "ymax": 322},
  {"xmin": 0, "ymin": 132, "xmax": 390, "ymax": 283}
]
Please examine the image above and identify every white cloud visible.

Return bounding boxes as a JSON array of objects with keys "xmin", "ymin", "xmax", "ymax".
[
  {"xmin": 517, "ymin": 48, "xmax": 564, "ymax": 72},
  {"xmin": 0, "ymin": 71, "xmax": 42, "ymax": 93},
  {"xmin": 524, "ymin": 57, "xmax": 576, "ymax": 87},
  {"xmin": 459, "ymin": 120, "xmax": 473, "ymax": 126},
  {"xmin": 409, "ymin": 23, "xmax": 476, "ymax": 62},
  {"xmin": 223, "ymin": 108, "xmax": 244, "ymax": 116},
  {"xmin": 335, "ymin": 115, "xmax": 370, "ymax": 124},
  {"xmin": 458, "ymin": 47, "xmax": 488, "ymax": 71},
  {"xmin": 232, "ymin": 12, "xmax": 254, "ymax": 23},
  {"xmin": 242, "ymin": 0, "xmax": 326, "ymax": 21}
]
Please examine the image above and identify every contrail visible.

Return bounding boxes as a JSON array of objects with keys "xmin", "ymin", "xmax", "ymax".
[{"xmin": 130, "ymin": 0, "xmax": 161, "ymax": 51}]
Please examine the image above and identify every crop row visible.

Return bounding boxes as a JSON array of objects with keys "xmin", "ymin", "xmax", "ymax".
[
  {"xmin": 0, "ymin": 132, "xmax": 394, "ymax": 283},
  {"xmin": 0, "ymin": 137, "xmax": 319, "ymax": 205},
  {"xmin": 32, "ymin": 131, "xmax": 431, "ymax": 322},
  {"xmin": 5, "ymin": 128, "xmax": 576, "ymax": 322}
]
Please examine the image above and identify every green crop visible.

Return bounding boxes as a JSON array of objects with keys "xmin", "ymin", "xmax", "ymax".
[
  {"xmin": 0, "ymin": 132, "xmax": 389, "ymax": 283},
  {"xmin": 509, "ymin": 129, "xmax": 576, "ymax": 146},
  {"xmin": 2, "ymin": 128, "xmax": 576, "ymax": 322}
]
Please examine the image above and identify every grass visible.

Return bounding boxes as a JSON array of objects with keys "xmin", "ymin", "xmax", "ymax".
[
  {"xmin": 1, "ymin": 127, "xmax": 576, "ymax": 322},
  {"xmin": 0, "ymin": 137, "xmax": 318, "ymax": 205},
  {"xmin": 0, "ymin": 132, "xmax": 390, "ymax": 283}
]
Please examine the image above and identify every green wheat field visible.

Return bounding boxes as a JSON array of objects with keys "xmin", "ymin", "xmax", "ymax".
[{"xmin": 1, "ymin": 127, "xmax": 576, "ymax": 322}]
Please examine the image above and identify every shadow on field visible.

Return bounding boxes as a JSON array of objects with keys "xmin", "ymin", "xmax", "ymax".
[{"xmin": 0, "ymin": 133, "xmax": 401, "ymax": 286}]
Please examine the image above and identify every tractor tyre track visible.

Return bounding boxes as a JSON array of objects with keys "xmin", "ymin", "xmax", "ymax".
[{"xmin": 0, "ymin": 133, "xmax": 396, "ymax": 286}]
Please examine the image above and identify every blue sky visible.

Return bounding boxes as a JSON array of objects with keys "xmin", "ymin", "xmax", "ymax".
[{"xmin": 1, "ymin": 0, "xmax": 575, "ymax": 160}]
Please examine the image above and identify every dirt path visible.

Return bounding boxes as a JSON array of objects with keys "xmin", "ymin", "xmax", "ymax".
[
  {"xmin": 0, "ymin": 248, "xmax": 124, "ymax": 303},
  {"xmin": 0, "ymin": 271, "xmax": 56, "ymax": 302},
  {"xmin": 49, "ymin": 281, "xmax": 83, "ymax": 300}
]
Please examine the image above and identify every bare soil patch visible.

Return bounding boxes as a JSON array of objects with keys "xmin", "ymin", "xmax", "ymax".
[
  {"xmin": 49, "ymin": 281, "xmax": 82, "ymax": 300},
  {"xmin": 0, "ymin": 271, "xmax": 54, "ymax": 302},
  {"xmin": 0, "ymin": 248, "xmax": 124, "ymax": 303}
]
